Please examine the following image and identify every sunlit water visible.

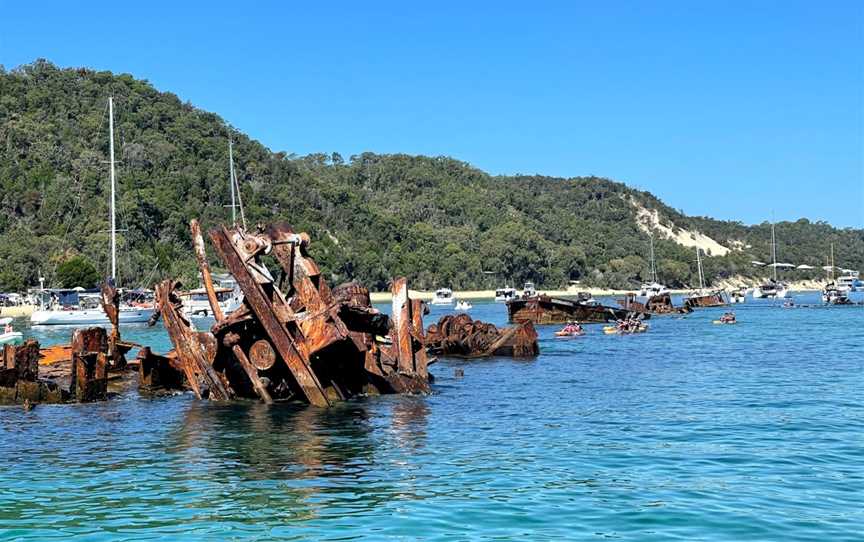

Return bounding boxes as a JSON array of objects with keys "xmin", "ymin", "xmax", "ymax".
[{"xmin": 1, "ymin": 292, "xmax": 862, "ymax": 541}]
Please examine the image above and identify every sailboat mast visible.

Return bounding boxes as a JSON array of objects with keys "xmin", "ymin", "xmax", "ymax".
[
  {"xmin": 228, "ymin": 138, "xmax": 237, "ymax": 225},
  {"xmin": 771, "ymin": 223, "xmax": 777, "ymax": 282},
  {"xmin": 108, "ymin": 97, "xmax": 117, "ymax": 284},
  {"xmin": 696, "ymin": 248, "xmax": 704, "ymax": 290},
  {"xmin": 830, "ymin": 243, "xmax": 835, "ymax": 281},
  {"xmin": 650, "ymin": 236, "xmax": 657, "ymax": 283}
]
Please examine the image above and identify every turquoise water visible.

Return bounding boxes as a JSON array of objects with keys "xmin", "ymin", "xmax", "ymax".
[{"xmin": 1, "ymin": 292, "xmax": 862, "ymax": 541}]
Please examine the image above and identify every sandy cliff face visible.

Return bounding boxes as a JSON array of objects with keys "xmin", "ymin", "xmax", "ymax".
[{"xmin": 628, "ymin": 197, "xmax": 732, "ymax": 256}]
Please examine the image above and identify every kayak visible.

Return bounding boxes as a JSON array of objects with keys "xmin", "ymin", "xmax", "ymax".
[
  {"xmin": 603, "ymin": 325, "xmax": 648, "ymax": 335},
  {"xmin": 554, "ymin": 330, "xmax": 584, "ymax": 337},
  {"xmin": 0, "ymin": 331, "xmax": 24, "ymax": 345},
  {"xmin": 712, "ymin": 320, "xmax": 737, "ymax": 325}
]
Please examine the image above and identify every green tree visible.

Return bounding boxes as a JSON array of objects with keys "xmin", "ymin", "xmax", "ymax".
[{"xmin": 56, "ymin": 256, "xmax": 100, "ymax": 289}]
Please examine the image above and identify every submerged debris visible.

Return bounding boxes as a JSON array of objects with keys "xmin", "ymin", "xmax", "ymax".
[
  {"xmin": 425, "ymin": 314, "xmax": 539, "ymax": 358},
  {"xmin": 617, "ymin": 292, "xmax": 692, "ymax": 315},
  {"xmin": 683, "ymin": 290, "xmax": 729, "ymax": 309},
  {"xmin": 507, "ymin": 295, "xmax": 640, "ymax": 325},
  {"xmin": 148, "ymin": 220, "xmax": 432, "ymax": 405}
]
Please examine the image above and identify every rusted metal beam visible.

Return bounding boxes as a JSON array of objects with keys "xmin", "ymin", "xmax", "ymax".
[
  {"xmin": 390, "ymin": 277, "xmax": 414, "ymax": 375},
  {"xmin": 153, "ymin": 280, "xmax": 232, "ymax": 400},
  {"xmin": 70, "ymin": 328, "xmax": 108, "ymax": 402},
  {"xmin": 410, "ymin": 298, "xmax": 428, "ymax": 378},
  {"xmin": 190, "ymin": 218, "xmax": 225, "ymax": 322},
  {"xmin": 208, "ymin": 226, "xmax": 330, "ymax": 407}
]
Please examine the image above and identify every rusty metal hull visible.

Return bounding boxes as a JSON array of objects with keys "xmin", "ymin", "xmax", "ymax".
[
  {"xmin": 617, "ymin": 293, "xmax": 693, "ymax": 315},
  {"xmin": 683, "ymin": 291, "xmax": 729, "ymax": 309},
  {"xmin": 150, "ymin": 221, "xmax": 432, "ymax": 405},
  {"xmin": 426, "ymin": 314, "xmax": 539, "ymax": 358},
  {"xmin": 507, "ymin": 296, "xmax": 638, "ymax": 325}
]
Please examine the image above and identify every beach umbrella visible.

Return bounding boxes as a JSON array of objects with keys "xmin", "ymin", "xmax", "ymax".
[{"xmin": 73, "ymin": 286, "xmax": 85, "ymax": 291}]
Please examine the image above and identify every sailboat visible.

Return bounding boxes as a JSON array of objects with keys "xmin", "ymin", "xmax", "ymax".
[
  {"xmin": 638, "ymin": 236, "xmax": 669, "ymax": 297},
  {"xmin": 822, "ymin": 244, "xmax": 853, "ymax": 305},
  {"xmin": 618, "ymin": 235, "xmax": 691, "ymax": 314},
  {"xmin": 683, "ymin": 248, "xmax": 728, "ymax": 308},
  {"xmin": 752, "ymin": 222, "xmax": 789, "ymax": 299},
  {"xmin": 31, "ymin": 98, "xmax": 154, "ymax": 325},
  {"xmin": 180, "ymin": 138, "xmax": 244, "ymax": 318}
]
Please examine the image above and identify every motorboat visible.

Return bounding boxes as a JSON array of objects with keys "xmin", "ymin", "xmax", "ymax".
[
  {"xmin": 752, "ymin": 280, "xmax": 789, "ymax": 300},
  {"xmin": 494, "ymin": 286, "xmax": 517, "ymax": 303},
  {"xmin": 521, "ymin": 282, "xmax": 537, "ymax": 298},
  {"xmin": 730, "ymin": 288, "xmax": 746, "ymax": 303},
  {"xmin": 180, "ymin": 276, "xmax": 243, "ymax": 318},
  {"xmin": 455, "ymin": 300, "xmax": 472, "ymax": 311},
  {"xmin": 836, "ymin": 271, "xmax": 862, "ymax": 293},
  {"xmin": 430, "ymin": 288, "xmax": 454, "ymax": 305},
  {"xmin": 822, "ymin": 283, "xmax": 853, "ymax": 305}
]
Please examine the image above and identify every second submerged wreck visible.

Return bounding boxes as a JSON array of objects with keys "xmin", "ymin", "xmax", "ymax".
[
  {"xmin": 507, "ymin": 295, "xmax": 640, "ymax": 325},
  {"xmin": 425, "ymin": 314, "xmax": 539, "ymax": 359},
  {"xmin": 617, "ymin": 292, "xmax": 693, "ymax": 315},
  {"xmin": 149, "ymin": 220, "xmax": 431, "ymax": 406}
]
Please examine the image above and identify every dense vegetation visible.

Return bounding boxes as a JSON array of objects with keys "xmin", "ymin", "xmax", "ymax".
[{"xmin": 1, "ymin": 60, "xmax": 862, "ymax": 292}]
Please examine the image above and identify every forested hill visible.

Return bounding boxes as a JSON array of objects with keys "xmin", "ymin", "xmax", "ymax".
[{"xmin": 1, "ymin": 60, "xmax": 862, "ymax": 292}]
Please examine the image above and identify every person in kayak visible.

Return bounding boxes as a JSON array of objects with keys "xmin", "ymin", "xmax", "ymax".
[
  {"xmin": 560, "ymin": 321, "xmax": 580, "ymax": 334},
  {"xmin": 720, "ymin": 312, "xmax": 736, "ymax": 324}
]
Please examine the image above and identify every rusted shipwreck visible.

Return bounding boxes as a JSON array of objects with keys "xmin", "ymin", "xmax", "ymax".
[
  {"xmin": 683, "ymin": 290, "xmax": 729, "ymax": 309},
  {"xmin": 1, "ymin": 284, "xmax": 135, "ymax": 405},
  {"xmin": 507, "ymin": 295, "xmax": 639, "ymax": 325},
  {"xmin": 617, "ymin": 292, "xmax": 692, "ymax": 315},
  {"xmin": 146, "ymin": 220, "xmax": 431, "ymax": 406},
  {"xmin": 426, "ymin": 314, "xmax": 539, "ymax": 359}
]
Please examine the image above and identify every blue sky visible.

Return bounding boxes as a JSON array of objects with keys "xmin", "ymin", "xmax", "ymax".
[{"xmin": 2, "ymin": 1, "xmax": 862, "ymax": 227}]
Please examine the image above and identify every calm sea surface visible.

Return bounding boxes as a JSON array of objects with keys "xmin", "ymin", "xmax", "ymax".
[{"xmin": 1, "ymin": 292, "xmax": 862, "ymax": 541}]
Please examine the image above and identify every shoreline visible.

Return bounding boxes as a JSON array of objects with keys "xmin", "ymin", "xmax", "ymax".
[{"xmin": 369, "ymin": 282, "xmax": 824, "ymax": 303}]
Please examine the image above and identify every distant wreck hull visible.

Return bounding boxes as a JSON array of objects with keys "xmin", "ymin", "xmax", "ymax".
[
  {"xmin": 683, "ymin": 291, "xmax": 728, "ymax": 309},
  {"xmin": 426, "ymin": 314, "xmax": 539, "ymax": 359},
  {"xmin": 506, "ymin": 296, "xmax": 640, "ymax": 325},
  {"xmin": 617, "ymin": 293, "xmax": 693, "ymax": 315}
]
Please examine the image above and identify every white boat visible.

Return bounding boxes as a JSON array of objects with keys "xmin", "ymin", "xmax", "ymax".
[
  {"xmin": 430, "ymin": 288, "xmax": 454, "ymax": 305},
  {"xmin": 521, "ymin": 282, "xmax": 537, "ymax": 298},
  {"xmin": 494, "ymin": 286, "xmax": 517, "ymax": 303},
  {"xmin": 30, "ymin": 98, "xmax": 154, "ymax": 326},
  {"xmin": 752, "ymin": 223, "xmax": 789, "ymax": 299},
  {"xmin": 639, "ymin": 236, "xmax": 669, "ymax": 298},
  {"xmin": 730, "ymin": 288, "xmax": 746, "ymax": 304},
  {"xmin": 180, "ymin": 277, "xmax": 243, "ymax": 318},
  {"xmin": 30, "ymin": 293, "xmax": 152, "ymax": 325},
  {"xmin": 836, "ymin": 271, "xmax": 862, "ymax": 292},
  {"xmin": 455, "ymin": 300, "xmax": 472, "ymax": 311}
]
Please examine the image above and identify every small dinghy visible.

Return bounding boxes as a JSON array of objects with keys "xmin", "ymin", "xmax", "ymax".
[
  {"xmin": 455, "ymin": 300, "xmax": 472, "ymax": 311},
  {"xmin": 0, "ymin": 317, "xmax": 23, "ymax": 345}
]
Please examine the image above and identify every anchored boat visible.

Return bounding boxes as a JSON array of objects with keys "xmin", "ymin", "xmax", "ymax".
[
  {"xmin": 430, "ymin": 287, "xmax": 455, "ymax": 305},
  {"xmin": 30, "ymin": 97, "xmax": 154, "ymax": 326}
]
